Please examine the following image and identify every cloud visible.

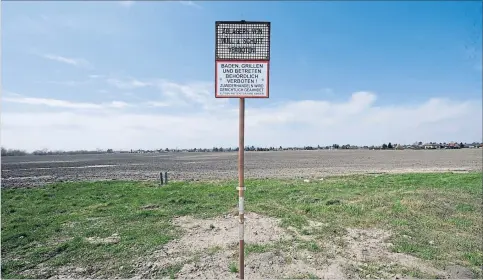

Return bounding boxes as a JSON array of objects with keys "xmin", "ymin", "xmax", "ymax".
[
  {"xmin": 106, "ymin": 78, "xmax": 227, "ymax": 110},
  {"xmin": 2, "ymin": 96, "xmax": 129, "ymax": 110},
  {"xmin": 42, "ymin": 54, "xmax": 91, "ymax": 68},
  {"xmin": 145, "ymin": 101, "xmax": 171, "ymax": 107},
  {"xmin": 119, "ymin": 1, "xmax": 135, "ymax": 8},
  {"xmin": 107, "ymin": 78, "xmax": 151, "ymax": 89},
  {"xmin": 1, "ymin": 88, "xmax": 481, "ymax": 152},
  {"xmin": 179, "ymin": 1, "xmax": 202, "ymax": 9},
  {"xmin": 41, "ymin": 80, "xmax": 90, "ymax": 87}
]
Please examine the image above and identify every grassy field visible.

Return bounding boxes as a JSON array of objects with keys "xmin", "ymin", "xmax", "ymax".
[{"xmin": 2, "ymin": 173, "xmax": 482, "ymax": 279}]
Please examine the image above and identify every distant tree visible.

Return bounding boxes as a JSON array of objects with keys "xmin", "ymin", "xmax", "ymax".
[
  {"xmin": 382, "ymin": 143, "xmax": 388, "ymax": 150},
  {"xmin": 2, "ymin": 149, "xmax": 28, "ymax": 156},
  {"xmin": 418, "ymin": 141, "xmax": 423, "ymax": 146},
  {"xmin": 165, "ymin": 148, "xmax": 169, "ymax": 152},
  {"xmin": 387, "ymin": 142, "xmax": 393, "ymax": 149},
  {"xmin": 107, "ymin": 149, "xmax": 113, "ymax": 153}
]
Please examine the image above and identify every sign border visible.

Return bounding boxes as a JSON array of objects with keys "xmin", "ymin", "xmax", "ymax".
[{"xmin": 215, "ymin": 60, "xmax": 270, "ymax": 99}]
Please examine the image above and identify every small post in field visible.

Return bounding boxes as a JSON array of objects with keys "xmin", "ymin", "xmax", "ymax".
[
  {"xmin": 160, "ymin": 172, "xmax": 164, "ymax": 185},
  {"xmin": 164, "ymin": 171, "xmax": 168, "ymax": 185}
]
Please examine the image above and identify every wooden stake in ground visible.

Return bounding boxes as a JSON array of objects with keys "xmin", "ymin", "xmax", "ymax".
[{"xmin": 238, "ymin": 98, "xmax": 245, "ymax": 279}]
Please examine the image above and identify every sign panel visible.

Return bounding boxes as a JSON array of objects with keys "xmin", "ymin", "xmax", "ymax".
[
  {"xmin": 215, "ymin": 21, "xmax": 271, "ymax": 61},
  {"xmin": 215, "ymin": 61, "xmax": 269, "ymax": 98}
]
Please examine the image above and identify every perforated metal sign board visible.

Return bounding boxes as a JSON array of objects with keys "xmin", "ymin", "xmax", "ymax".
[
  {"xmin": 215, "ymin": 21, "xmax": 271, "ymax": 98},
  {"xmin": 215, "ymin": 21, "xmax": 271, "ymax": 61}
]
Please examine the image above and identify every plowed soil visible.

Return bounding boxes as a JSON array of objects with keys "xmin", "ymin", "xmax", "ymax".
[{"xmin": 2, "ymin": 149, "xmax": 481, "ymax": 188}]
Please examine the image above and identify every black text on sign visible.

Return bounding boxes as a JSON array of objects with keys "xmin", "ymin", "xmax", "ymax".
[
  {"xmin": 215, "ymin": 22, "xmax": 271, "ymax": 61},
  {"xmin": 215, "ymin": 62, "xmax": 269, "ymax": 98}
]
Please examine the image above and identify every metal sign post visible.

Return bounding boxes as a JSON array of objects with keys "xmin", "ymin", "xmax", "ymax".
[
  {"xmin": 238, "ymin": 97, "xmax": 245, "ymax": 279},
  {"xmin": 215, "ymin": 20, "xmax": 271, "ymax": 279}
]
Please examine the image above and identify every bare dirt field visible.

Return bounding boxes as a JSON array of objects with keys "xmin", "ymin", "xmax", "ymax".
[{"xmin": 1, "ymin": 149, "xmax": 481, "ymax": 188}]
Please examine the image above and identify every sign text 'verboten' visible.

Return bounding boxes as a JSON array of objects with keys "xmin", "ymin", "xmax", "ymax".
[{"xmin": 215, "ymin": 62, "xmax": 268, "ymax": 98}]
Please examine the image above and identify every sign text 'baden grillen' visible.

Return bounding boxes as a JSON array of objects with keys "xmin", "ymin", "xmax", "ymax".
[
  {"xmin": 216, "ymin": 62, "xmax": 268, "ymax": 97},
  {"xmin": 216, "ymin": 21, "xmax": 271, "ymax": 61}
]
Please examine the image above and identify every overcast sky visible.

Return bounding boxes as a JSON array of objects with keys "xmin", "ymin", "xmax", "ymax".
[{"xmin": 1, "ymin": 1, "xmax": 482, "ymax": 152}]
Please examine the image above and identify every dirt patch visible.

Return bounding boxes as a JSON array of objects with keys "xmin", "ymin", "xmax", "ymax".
[
  {"xmin": 444, "ymin": 265, "xmax": 474, "ymax": 279},
  {"xmin": 172, "ymin": 212, "xmax": 291, "ymax": 249},
  {"xmin": 140, "ymin": 204, "xmax": 160, "ymax": 210},
  {"xmin": 133, "ymin": 212, "xmax": 459, "ymax": 279},
  {"xmin": 85, "ymin": 233, "xmax": 120, "ymax": 245},
  {"xmin": 343, "ymin": 228, "xmax": 447, "ymax": 278},
  {"xmin": 133, "ymin": 213, "xmax": 294, "ymax": 278}
]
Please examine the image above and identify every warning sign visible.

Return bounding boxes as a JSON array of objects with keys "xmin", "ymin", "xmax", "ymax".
[
  {"xmin": 215, "ymin": 21, "xmax": 270, "ymax": 61},
  {"xmin": 215, "ymin": 61, "xmax": 269, "ymax": 98}
]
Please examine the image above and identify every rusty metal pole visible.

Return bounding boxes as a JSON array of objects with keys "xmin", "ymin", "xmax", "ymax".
[{"xmin": 238, "ymin": 97, "xmax": 245, "ymax": 279}]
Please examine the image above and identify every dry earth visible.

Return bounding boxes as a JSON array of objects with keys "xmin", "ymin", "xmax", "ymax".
[
  {"xmin": 2, "ymin": 149, "xmax": 481, "ymax": 188},
  {"xmin": 121, "ymin": 213, "xmax": 471, "ymax": 279},
  {"xmin": 17, "ymin": 211, "xmax": 477, "ymax": 279}
]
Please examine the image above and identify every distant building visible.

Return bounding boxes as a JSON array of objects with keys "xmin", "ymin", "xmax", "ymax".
[
  {"xmin": 445, "ymin": 142, "xmax": 461, "ymax": 149},
  {"xmin": 423, "ymin": 143, "xmax": 439, "ymax": 149}
]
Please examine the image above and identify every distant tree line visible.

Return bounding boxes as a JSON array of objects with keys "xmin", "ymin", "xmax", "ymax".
[
  {"xmin": 1, "ymin": 141, "xmax": 481, "ymax": 156},
  {"xmin": 1, "ymin": 148, "xmax": 28, "ymax": 156},
  {"xmin": 1, "ymin": 147, "xmax": 110, "ymax": 157}
]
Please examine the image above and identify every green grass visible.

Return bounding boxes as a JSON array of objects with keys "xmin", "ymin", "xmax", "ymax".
[
  {"xmin": 289, "ymin": 273, "xmax": 320, "ymax": 279},
  {"xmin": 2, "ymin": 173, "xmax": 482, "ymax": 278},
  {"xmin": 228, "ymin": 262, "xmax": 238, "ymax": 273}
]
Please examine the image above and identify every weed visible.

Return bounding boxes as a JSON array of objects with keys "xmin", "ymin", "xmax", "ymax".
[
  {"xmin": 306, "ymin": 241, "xmax": 320, "ymax": 252},
  {"xmin": 229, "ymin": 262, "xmax": 238, "ymax": 273},
  {"xmin": 208, "ymin": 246, "xmax": 223, "ymax": 255}
]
